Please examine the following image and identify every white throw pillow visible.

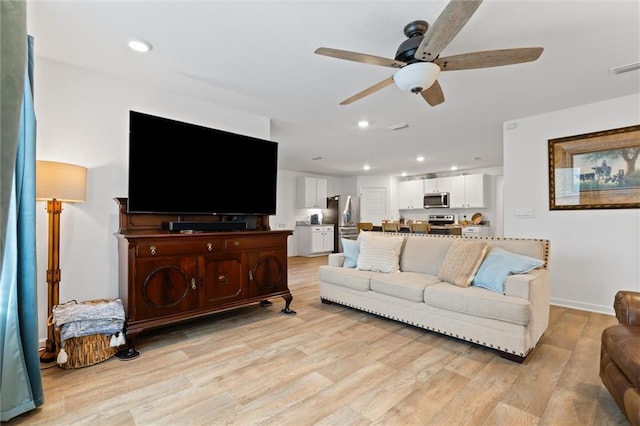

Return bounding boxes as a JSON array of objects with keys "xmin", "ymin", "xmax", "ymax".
[{"xmin": 356, "ymin": 233, "xmax": 404, "ymax": 273}]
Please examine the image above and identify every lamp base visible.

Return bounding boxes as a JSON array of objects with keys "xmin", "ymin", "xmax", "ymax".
[{"xmin": 116, "ymin": 347, "xmax": 140, "ymax": 360}]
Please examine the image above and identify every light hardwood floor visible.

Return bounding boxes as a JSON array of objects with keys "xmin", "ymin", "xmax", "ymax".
[{"xmin": 10, "ymin": 256, "xmax": 629, "ymax": 425}]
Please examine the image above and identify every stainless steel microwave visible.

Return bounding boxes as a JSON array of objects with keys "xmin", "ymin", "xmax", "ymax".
[{"xmin": 424, "ymin": 192, "xmax": 449, "ymax": 208}]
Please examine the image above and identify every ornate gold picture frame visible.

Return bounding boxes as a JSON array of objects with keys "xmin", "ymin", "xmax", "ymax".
[{"xmin": 548, "ymin": 125, "xmax": 640, "ymax": 210}]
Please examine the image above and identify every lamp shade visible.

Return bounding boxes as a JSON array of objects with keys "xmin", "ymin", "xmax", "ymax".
[
  {"xmin": 393, "ymin": 62, "xmax": 441, "ymax": 93},
  {"xmin": 36, "ymin": 160, "xmax": 87, "ymax": 202}
]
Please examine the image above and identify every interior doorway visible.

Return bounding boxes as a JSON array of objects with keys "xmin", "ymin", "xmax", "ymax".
[{"xmin": 360, "ymin": 187, "xmax": 387, "ymax": 224}]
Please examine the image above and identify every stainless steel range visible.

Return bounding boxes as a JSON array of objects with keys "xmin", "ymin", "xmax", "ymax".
[
  {"xmin": 428, "ymin": 214, "xmax": 456, "ymax": 226},
  {"xmin": 428, "ymin": 214, "xmax": 460, "ymax": 235}
]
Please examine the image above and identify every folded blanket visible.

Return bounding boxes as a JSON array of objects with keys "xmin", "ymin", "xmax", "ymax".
[{"xmin": 52, "ymin": 299, "xmax": 125, "ymax": 343}]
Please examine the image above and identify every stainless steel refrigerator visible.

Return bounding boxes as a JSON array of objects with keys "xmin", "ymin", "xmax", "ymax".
[{"xmin": 323, "ymin": 195, "xmax": 360, "ymax": 253}]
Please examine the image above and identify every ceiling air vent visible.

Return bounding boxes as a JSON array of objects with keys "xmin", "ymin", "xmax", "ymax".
[
  {"xmin": 610, "ymin": 62, "xmax": 640, "ymax": 75},
  {"xmin": 387, "ymin": 122, "xmax": 409, "ymax": 131}
]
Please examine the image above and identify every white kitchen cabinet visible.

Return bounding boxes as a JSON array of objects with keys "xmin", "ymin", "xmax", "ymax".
[
  {"xmin": 449, "ymin": 174, "xmax": 487, "ymax": 208},
  {"xmin": 297, "ymin": 176, "xmax": 328, "ymax": 208},
  {"xmin": 398, "ymin": 180, "xmax": 425, "ymax": 209},
  {"xmin": 296, "ymin": 225, "xmax": 334, "ymax": 256},
  {"xmin": 424, "ymin": 177, "xmax": 450, "ymax": 193}
]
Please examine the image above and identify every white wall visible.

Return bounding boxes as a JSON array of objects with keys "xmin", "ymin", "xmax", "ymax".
[
  {"xmin": 34, "ymin": 58, "xmax": 351, "ymax": 341},
  {"xmin": 504, "ymin": 94, "xmax": 640, "ymax": 314},
  {"xmin": 34, "ymin": 58, "xmax": 271, "ymax": 341}
]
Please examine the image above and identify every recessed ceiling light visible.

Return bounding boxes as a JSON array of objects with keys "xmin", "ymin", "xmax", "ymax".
[
  {"xmin": 450, "ymin": 166, "xmax": 458, "ymax": 171},
  {"xmin": 128, "ymin": 39, "xmax": 153, "ymax": 53},
  {"xmin": 472, "ymin": 156, "xmax": 481, "ymax": 161},
  {"xmin": 357, "ymin": 120, "xmax": 370, "ymax": 128},
  {"xmin": 416, "ymin": 156, "xmax": 425, "ymax": 162},
  {"xmin": 312, "ymin": 156, "xmax": 323, "ymax": 161},
  {"xmin": 401, "ymin": 172, "xmax": 407, "ymax": 177},
  {"xmin": 363, "ymin": 164, "xmax": 371, "ymax": 171}
]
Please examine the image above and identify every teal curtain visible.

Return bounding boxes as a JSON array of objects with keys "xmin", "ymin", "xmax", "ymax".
[{"xmin": 1, "ymin": 1, "xmax": 44, "ymax": 420}]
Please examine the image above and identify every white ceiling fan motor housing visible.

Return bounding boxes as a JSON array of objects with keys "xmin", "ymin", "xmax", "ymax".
[{"xmin": 393, "ymin": 62, "xmax": 441, "ymax": 93}]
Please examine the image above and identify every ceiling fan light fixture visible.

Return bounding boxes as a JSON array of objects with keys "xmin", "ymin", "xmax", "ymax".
[{"xmin": 393, "ymin": 62, "xmax": 440, "ymax": 93}]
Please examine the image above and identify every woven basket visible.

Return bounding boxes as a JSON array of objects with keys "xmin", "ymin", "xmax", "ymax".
[
  {"xmin": 52, "ymin": 299, "xmax": 120, "ymax": 369},
  {"xmin": 55, "ymin": 331, "xmax": 117, "ymax": 369}
]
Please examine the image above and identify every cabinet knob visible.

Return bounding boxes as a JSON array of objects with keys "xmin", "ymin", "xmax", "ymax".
[
  {"xmin": 234, "ymin": 241, "xmax": 240, "ymax": 246},
  {"xmin": 149, "ymin": 245, "xmax": 157, "ymax": 256},
  {"xmin": 191, "ymin": 278, "xmax": 197, "ymax": 290},
  {"xmin": 207, "ymin": 242, "xmax": 213, "ymax": 252}
]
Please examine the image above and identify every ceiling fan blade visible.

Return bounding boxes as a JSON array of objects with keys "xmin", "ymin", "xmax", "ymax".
[
  {"xmin": 434, "ymin": 47, "xmax": 544, "ymax": 71},
  {"xmin": 421, "ymin": 80, "xmax": 445, "ymax": 106},
  {"xmin": 315, "ymin": 47, "xmax": 406, "ymax": 68},
  {"xmin": 340, "ymin": 77, "xmax": 395, "ymax": 105},
  {"xmin": 415, "ymin": 0, "xmax": 483, "ymax": 62}
]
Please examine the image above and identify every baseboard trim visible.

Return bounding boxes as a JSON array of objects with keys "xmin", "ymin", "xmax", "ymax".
[{"xmin": 551, "ymin": 298, "xmax": 614, "ymax": 315}]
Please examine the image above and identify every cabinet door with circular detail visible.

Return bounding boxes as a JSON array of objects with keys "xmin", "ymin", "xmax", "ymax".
[
  {"xmin": 247, "ymin": 249, "xmax": 287, "ymax": 298},
  {"xmin": 133, "ymin": 257, "xmax": 198, "ymax": 320}
]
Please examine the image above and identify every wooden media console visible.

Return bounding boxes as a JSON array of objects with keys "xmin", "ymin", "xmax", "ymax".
[{"xmin": 114, "ymin": 198, "xmax": 294, "ymax": 358}]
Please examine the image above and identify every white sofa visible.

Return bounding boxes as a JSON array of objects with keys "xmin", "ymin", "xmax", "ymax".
[{"xmin": 318, "ymin": 232, "xmax": 550, "ymax": 362}]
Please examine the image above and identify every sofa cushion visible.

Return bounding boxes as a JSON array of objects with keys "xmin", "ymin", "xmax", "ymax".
[
  {"xmin": 400, "ymin": 236, "xmax": 454, "ymax": 275},
  {"xmin": 370, "ymin": 272, "xmax": 442, "ymax": 303},
  {"xmin": 437, "ymin": 240, "xmax": 489, "ymax": 287},
  {"xmin": 487, "ymin": 239, "xmax": 546, "ymax": 267},
  {"xmin": 425, "ymin": 282, "xmax": 532, "ymax": 325},
  {"xmin": 357, "ymin": 233, "xmax": 404, "ymax": 273},
  {"xmin": 318, "ymin": 265, "xmax": 376, "ymax": 291},
  {"xmin": 341, "ymin": 238, "xmax": 360, "ymax": 268},
  {"xmin": 472, "ymin": 247, "xmax": 544, "ymax": 294}
]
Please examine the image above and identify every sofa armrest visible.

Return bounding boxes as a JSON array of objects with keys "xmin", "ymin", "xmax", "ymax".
[
  {"xmin": 614, "ymin": 291, "xmax": 640, "ymax": 325},
  {"xmin": 504, "ymin": 269, "xmax": 547, "ymax": 300},
  {"xmin": 328, "ymin": 253, "xmax": 345, "ymax": 267},
  {"xmin": 504, "ymin": 268, "xmax": 550, "ymax": 347}
]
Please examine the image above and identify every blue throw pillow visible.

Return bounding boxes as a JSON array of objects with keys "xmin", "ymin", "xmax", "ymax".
[
  {"xmin": 341, "ymin": 238, "xmax": 360, "ymax": 268},
  {"xmin": 472, "ymin": 247, "xmax": 544, "ymax": 294}
]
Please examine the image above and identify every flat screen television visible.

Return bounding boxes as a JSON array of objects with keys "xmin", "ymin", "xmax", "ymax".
[{"xmin": 127, "ymin": 110, "xmax": 278, "ymax": 216}]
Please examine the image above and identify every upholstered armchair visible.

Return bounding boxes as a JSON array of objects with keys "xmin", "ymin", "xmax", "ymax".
[{"xmin": 600, "ymin": 290, "xmax": 640, "ymax": 426}]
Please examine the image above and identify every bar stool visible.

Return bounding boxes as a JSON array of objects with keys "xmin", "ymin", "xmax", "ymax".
[
  {"xmin": 409, "ymin": 222, "xmax": 430, "ymax": 234},
  {"xmin": 382, "ymin": 222, "xmax": 400, "ymax": 232},
  {"xmin": 357, "ymin": 222, "xmax": 373, "ymax": 233}
]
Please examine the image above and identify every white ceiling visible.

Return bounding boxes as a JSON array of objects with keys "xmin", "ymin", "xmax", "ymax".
[{"xmin": 27, "ymin": 0, "xmax": 640, "ymax": 177}]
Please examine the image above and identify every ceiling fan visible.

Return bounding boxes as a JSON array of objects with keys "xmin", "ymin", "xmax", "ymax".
[{"xmin": 314, "ymin": 0, "xmax": 543, "ymax": 107}]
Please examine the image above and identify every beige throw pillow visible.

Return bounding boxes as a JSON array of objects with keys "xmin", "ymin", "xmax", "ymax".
[
  {"xmin": 438, "ymin": 240, "xmax": 489, "ymax": 287},
  {"xmin": 357, "ymin": 233, "xmax": 404, "ymax": 273}
]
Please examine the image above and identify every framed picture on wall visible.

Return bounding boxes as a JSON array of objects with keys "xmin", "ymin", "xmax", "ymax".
[{"xmin": 548, "ymin": 124, "xmax": 640, "ymax": 210}]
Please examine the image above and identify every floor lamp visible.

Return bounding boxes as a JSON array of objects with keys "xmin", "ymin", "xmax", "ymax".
[{"xmin": 36, "ymin": 160, "xmax": 87, "ymax": 363}]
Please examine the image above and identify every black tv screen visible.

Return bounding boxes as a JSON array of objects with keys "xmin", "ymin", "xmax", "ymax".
[{"xmin": 127, "ymin": 111, "xmax": 278, "ymax": 215}]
